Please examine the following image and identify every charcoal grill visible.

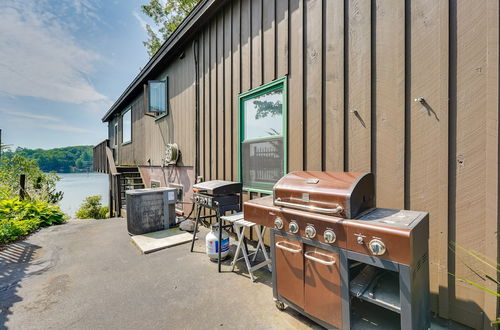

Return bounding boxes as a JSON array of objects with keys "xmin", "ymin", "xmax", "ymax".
[
  {"xmin": 189, "ymin": 180, "xmax": 242, "ymax": 272},
  {"xmin": 244, "ymin": 171, "xmax": 430, "ymax": 329}
]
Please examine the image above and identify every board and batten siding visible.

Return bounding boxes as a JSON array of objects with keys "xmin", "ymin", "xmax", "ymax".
[
  {"xmin": 194, "ymin": 0, "xmax": 499, "ymax": 328},
  {"xmin": 111, "ymin": 43, "xmax": 197, "ymax": 168}
]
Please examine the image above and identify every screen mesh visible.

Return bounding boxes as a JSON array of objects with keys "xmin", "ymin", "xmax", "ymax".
[{"xmin": 242, "ymin": 138, "xmax": 283, "ymax": 189}]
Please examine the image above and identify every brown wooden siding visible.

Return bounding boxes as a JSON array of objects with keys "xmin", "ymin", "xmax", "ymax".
[
  {"xmin": 111, "ymin": 44, "xmax": 196, "ymax": 168},
  {"xmin": 193, "ymin": 0, "xmax": 499, "ymax": 328},
  {"xmin": 105, "ymin": 0, "xmax": 498, "ymax": 326}
]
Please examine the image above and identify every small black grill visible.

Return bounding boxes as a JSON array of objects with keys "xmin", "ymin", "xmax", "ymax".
[{"xmin": 190, "ymin": 180, "xmax": 243, "ymax": 271}]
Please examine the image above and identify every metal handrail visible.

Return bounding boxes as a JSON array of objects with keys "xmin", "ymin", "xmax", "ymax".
[{"xmin": 274, "ymin": 198, "xmax": 343, "ymax": 215}]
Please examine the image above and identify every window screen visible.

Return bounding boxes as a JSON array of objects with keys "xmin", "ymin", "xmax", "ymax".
[
  {"xmin": 122, "ymin": 108, "xmax": 132, "ymax": 143},
  {"xmin": 240, "ymin": 81, "xmax": 286, "ymax": 191},
  {"xmin": 148, "ymin": 80, "xmax": 167, "ymax": 114}
]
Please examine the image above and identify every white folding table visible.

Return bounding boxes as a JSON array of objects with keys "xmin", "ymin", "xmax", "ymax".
[{"xmin": 221, "ymin": 212, "xmax": 272, "ymax": 282}]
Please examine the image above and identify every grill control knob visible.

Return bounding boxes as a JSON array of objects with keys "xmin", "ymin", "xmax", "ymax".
[
  {"xmin": 274, "ymin": 217, "xmax": 284, "ymax": 230},
  {"xmin": 289, "ymin": 221, "xmax": 299, "ymax": 234},
  {"xmin": 369, "ymin": 239, "xmax": 386, "ymax": 256},
  {"xmin": 324, "ymin": 230, "xmax": 336, "ymax": 244},
  {"xmin": 304, "ymin": 225, "xmax": 316, "ymax": 239}
]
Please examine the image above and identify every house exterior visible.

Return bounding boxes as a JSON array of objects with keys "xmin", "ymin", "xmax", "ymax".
[{"xmin": 94, "ymin": 0, "xmax": 500, "ymax": 328}]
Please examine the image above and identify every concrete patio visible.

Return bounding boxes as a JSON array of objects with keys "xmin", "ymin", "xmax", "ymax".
[{"xmin": 0, "ymin": 218, "xmax": 470, "ymax": 329}]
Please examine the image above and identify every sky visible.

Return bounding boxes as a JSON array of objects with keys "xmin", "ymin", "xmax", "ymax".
[{"xmin": 0, "ymin": 0, "xmax": 156, "ymax": 149}]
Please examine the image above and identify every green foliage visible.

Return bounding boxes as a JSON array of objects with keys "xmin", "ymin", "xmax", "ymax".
[
  {"xmin": 75, "ymin": 195, "xmax": 109, "ymax": 219},
  {"xmin": 0, "ymin": 154, "xmax": 63, "ymax": 203},
  {"xmin": 448, "ymin": 241, "xmax": 500, "ymax": 325},
  {"xmin": 141, "ymin": 0, "xmax": 200, "ymax": 57},
  {"xmin": 0, "ymin": 198, "xmax": 66, "ymax": 244},
  {"xmin": 253, "ymin": 100, "xmax": 282, "ymax": 119},
  {"xmin": 2, "ymin": 145, "xmax": 93, "ymax": 173},
  {"xmin": 0, "ymin": 219, "xmax": 40, "ymax": 244}
]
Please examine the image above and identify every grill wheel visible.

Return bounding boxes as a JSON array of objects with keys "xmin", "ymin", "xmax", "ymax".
[{"xmin": 275, "ymin": 300, "xmax": 286, "ymax": 311}]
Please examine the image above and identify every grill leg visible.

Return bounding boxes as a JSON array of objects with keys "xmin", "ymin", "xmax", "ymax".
[{"xmin": 190, "ymin": 204, "xmax": 202, "ymax": 252}]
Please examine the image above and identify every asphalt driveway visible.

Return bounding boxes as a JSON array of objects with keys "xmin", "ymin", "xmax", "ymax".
[{"xmin": 0, "ymin": 218, "xmax": 316, "ymax": 330}]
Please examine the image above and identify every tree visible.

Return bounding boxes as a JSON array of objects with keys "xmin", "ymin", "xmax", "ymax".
[
  {"xmin": 141, "ymin": 0, "xmax": 200, "ymax": 57},
  {"xmin": 0, "ymin": 154, "xmax": 63, "ymax": 203}
]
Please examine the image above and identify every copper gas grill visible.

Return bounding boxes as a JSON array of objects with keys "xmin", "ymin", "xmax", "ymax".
[{"xmin": 244, "ymin": 172, "xmax": 430, "ymax": 329}]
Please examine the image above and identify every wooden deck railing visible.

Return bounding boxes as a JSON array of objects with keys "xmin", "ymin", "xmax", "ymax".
[
  {"xmin": 93, "ymin": 139, "xmax": 122, "ymax": 217},
  {"xmin": 93, "ymin": 139, "xmax": 110, "ymax": 173}
]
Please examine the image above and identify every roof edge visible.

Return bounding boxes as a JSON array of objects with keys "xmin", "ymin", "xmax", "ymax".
[{"xmin": 101, "ymin": 0, "xmax": 220, "ymax": 122}]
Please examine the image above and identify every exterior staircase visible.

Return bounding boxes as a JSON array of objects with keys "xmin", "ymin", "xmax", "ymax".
[{"xmin": 117, "ymin": 166, "xmax": 145, "ymax": 208}]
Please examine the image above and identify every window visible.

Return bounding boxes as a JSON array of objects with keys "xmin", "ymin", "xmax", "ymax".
[
  {"xmin": 239, "ymin": 77, "xmax": 287, "ymax": 192},
  {"xmin": 122, "ymin": 108, "xmax": 132, "ymax": 144},
  {"xmin": 113, "ymin": 123, "xmax": 118, "ymax": 147},
  {"xmin": 148, "ymin": 80, "xmax": 168, "ymax": 114}
]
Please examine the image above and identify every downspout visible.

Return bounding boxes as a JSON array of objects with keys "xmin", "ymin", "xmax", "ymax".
[{"xmin": 193, "ymin": 38, "xmax": 200, "ymax": 181}]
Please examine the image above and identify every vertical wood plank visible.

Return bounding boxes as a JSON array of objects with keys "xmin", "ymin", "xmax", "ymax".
[
  {"xmin": 484, "ymin": 0, "xmax": 499, "ymax": 325},
  {"xmin": 241, "ymin": 0, "xmax": 251, "ymax": 92},
  {"xmin": 204, "ymin": 30, "xmax": 211, "ymax": 181},
  {"xmin": 276, "ymin": 0, "xmax": 288, "ymax": 78},
  {"xmin": 210, "ymin": 22, "xmax": 217, "ymax": 180},
  {"xmin": 409, "ymin": 0, "xmax": 448, "ymax": 316},
  {"xmin": 324, "ymin": 0, "xmax": 344, "ymax": 172},
  {"xmin": 224, "ymin": 6, "xmax": 232, "ymax": 181},
  {"xmin": 263, "ymin": 0, "xmax": 275, "ymax": 83},
  {"xmin": 305, "ymin": 0, "xmax": 322, "ymax": 170},
  {"xmin": 452, "ymin": 0, "xmax": 494, "ymax": 327},
  {"xmin": 288, "ymin": 0, "xmax": 304, "ymax": 172},
  {"xmin": 199, "ymin": 34, "xmax": 205, "ymax": 181},
  {"xmin": 217, "ymin": 14, "xmax": 225, "ymax": 179},
  {"xmin": 346, "ymin": 0, "xmax": 371, "ymax": 172},
  {"xmin": 251, "ymin": 0, "xmax": 262, "ymax": 88},
  {"xmin": 232, "ymin": 0, "xmax": 241, "ymax": 181},
  {"xmin": 374, "ymin": 0, "xmax": 405, "ymax": 209}
]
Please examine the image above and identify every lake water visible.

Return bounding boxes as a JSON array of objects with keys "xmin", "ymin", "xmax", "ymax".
[{"xmin": 55, "ymin": 173, "xmax": 109, "ymax": 217}]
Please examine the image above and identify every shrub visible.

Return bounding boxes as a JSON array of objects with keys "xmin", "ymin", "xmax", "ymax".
[
  {"xmin": 0, "ymin": 154, "xmax": 63, "ymax": 203},
  {"xmin": 0, "ymin": 198, "xmax": 66, "ymax": 244},
  {"xmin": 75, "ymin": 195, "xmax": 109, "ymax": 219},
  {"xmin": 0, "ymin": 219, "xmax": 40, "ymax": 244}
]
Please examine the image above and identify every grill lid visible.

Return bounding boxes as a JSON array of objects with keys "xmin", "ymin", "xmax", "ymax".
[
  {"xmin": 192, "ymin": 180, "xmax": 242, "ymax": 196},
  {"xmin": 273, "ymin": 172, "xmax": 374, "ymax": 218}
]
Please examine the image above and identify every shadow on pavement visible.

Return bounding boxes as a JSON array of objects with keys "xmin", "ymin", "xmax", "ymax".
[{"xmin": 0, "ymin": 242, "xmax": 42, "ymax": 329}]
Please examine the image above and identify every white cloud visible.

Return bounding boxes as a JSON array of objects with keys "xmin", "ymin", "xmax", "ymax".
[
  {"xmin": 0, "ymin": 108, "xmax": 59, "ymax": 122},
  {"xmin": 133, "ymin": 11, "xmax": 148, "ymax": 32},
  {"xmin": 0, "ymin": 108, "xmax": 94, "ymax": 134},
  {"xmin": 0, "ymin": 0, "xmax": 107, "ymax": 104},
  {"xmin": 40, "ymin": 123, "xmax": 94, "ymax": 134}
]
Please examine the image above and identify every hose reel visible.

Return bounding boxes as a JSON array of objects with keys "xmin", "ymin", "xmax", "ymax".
[{"xmin": 165, "ymin": 143, "xmax": 180, "ymax": 165}]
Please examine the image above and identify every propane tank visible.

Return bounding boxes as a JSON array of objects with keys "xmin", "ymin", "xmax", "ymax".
[{"xmin": 205, "ymin": 224, "xmax": 229, "ymax": 260}]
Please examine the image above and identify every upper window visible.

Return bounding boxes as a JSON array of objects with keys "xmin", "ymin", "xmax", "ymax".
[
  {"xmin": 239, "ymin": 78, "xmax": 287, "ymax": 192},
  {"xmin": 122, "ymin": 108, "xmax": 132, "ymax": 144},
  {"xmin": 113, "ymin": 123, "xmax": 118, "ymax": 147},
  {"xmin": 148, "ymin": 80, "xmax": 168, "ymax": 114}
]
